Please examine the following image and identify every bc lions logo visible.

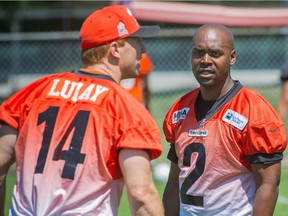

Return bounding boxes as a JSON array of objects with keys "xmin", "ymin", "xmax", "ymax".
[{"xmin": 172, "ymin": 108, "xmax": 190, "ymax": 124}]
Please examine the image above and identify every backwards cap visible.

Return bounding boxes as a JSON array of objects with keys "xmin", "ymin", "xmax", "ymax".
[{"xmin": 80, "ymin": 5, "xmax": 160, "ymax": 49}]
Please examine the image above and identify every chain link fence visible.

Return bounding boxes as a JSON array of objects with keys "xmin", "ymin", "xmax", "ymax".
[{"xmin": 0, "ymin": 26, "xmax": 288, "ymax": 132}]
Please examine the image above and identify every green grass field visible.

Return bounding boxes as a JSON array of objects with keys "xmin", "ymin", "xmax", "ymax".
[
  {"xmin": 4, "ymin": 165, "xmax": 288, "ymax": 215},
  {"xmin": 3, "ymin": 85, "xmax": 288, "ymax": 215}
]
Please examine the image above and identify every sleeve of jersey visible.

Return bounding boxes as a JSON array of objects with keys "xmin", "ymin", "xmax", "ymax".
[
  {"xmin": 0, "ymin": 97, "xmax": 19, "ymax": 129},
  {"xmin": 115, "ymin": 96, "xmax": 162, "ymax": 160},
  {"xmin": 162, "ymin": 108, "xmax": 180, "ymax": 164},
  {"xmin": 0, "ymin": 78, "xmax": 45, "ymax": 129},
  {"xmin": 162, "ymin": 109, "xmax": 175, "ymax": 144},
  {"xmin": 244, "ymin": 97, "xmax": 287, "ymax": 160}
]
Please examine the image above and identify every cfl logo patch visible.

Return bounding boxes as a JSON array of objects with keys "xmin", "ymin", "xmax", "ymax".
[{"xmin": 172, "ymin": 108, "xmax": 190, "ymax": 124}]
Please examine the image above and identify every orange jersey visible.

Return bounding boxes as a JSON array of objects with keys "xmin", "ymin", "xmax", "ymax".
[
  {"xmin": 120, "ymin": 53, "xmax": 153, "ymax": 103},
  {"xmin": 163, "ymin": 81, "xmax": 286, "ymax": 215},
  {"xmin": 0, "ymin": 70, "xmax": 162, "ymax": 215}
]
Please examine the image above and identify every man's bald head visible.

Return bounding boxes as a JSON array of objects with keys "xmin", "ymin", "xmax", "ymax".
[{"xmin": 193, "ymin": 23, "xmax": 235, "ymax": 50}]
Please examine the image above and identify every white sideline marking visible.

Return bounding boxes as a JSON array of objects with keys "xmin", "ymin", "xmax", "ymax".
[{"xmin": 278, "ymin": 195, "xmax": 288, "ymax": 205}]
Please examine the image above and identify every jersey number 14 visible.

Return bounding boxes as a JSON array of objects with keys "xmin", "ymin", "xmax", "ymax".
[{"xmin": 34, "ymin": 106, "xmax": 89, "ymax": 180}]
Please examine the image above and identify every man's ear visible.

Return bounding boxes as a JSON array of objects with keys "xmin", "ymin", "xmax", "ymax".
[
  {"xmin": 109, "ymin": 41, "xmax": 121, "ymax": 59},
  {"xmin": 230, "ymin": 50, "xmax": 236, "ymax": 66}
]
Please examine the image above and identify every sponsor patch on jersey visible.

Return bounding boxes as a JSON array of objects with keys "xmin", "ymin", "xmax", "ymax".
[
  {"xmin": 172, "ymin": 108, "xmax": 190, "ymax": 124},
  {"xmin": 198, "ymin": 118, "xmax": 206, "ymax": 128},
  {"xmin": 188, "ymin": 129, "xmax": 208, "ymax": 137},
  {"xmin": 222, "ymin": 109, "xmax": 248, "ymax": 130}
]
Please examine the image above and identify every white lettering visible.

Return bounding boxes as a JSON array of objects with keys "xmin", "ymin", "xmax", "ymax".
[
  {"xmin": 78, "ymin": 84, "xmax": 96, "ymax": 100},
  {"xmin": 47, "ymin": 79, "xmax": 109, "ymax": 102},
  {"xmin": 71, "ymin": 82, "xmax": 84, "ymax": 102},
  {"xmin": 48, "ymin": 79, "xmax": 61, "ymax": 96},
  {"xmin": 60, "ymin": 80, "xmax": 77, "ymax": 99},
  {"xmin": 90, "ymin": 85, "xmax": 109, "ymax": 101}
]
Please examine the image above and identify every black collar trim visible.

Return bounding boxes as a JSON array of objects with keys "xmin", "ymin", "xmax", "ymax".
[
  {"xmin": 72, "ymin": 69, "xmax": 116, "ymax": 83},
  {"xmin": 195, "ymin": 80, "xmax": 244, "ymax": 121}
]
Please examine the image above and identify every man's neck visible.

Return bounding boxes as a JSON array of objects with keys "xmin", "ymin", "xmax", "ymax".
[
  {"xmin": 200, "ymin": 78, "xmax": 235, "ymax": 101},
  {"xmin": 84, "ymin": 64, "xmax": 121, "ymax": 84}
]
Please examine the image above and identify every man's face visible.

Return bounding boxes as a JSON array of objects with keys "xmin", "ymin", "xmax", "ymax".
[
  {"xmin": 191, "ymin": 28, "xmax": 236, "ymax": 87},
  {"xmin": 119, "ymin": 37, "xmax": 145, "ymax": 79}
]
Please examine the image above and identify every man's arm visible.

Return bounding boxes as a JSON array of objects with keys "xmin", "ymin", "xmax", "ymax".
[
  {"xmin": 0, "ymin": 124, "xmax": 17, "ymax": 216},
  {"xmin": 251, "ymin": 162, "xmax": 281, "ymax": 216},
  {"xmin": 118, "ymin": 149, "xmax": 164, "ymax": 216},
  {"xmin": 162, "ymin": 162, "xmax": 180, "ymax": 216}
]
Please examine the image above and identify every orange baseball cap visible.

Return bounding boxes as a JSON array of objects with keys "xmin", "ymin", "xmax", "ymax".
[{"xmin": 80, "ymin": 5, "xmax": 160, "ymax": 49}]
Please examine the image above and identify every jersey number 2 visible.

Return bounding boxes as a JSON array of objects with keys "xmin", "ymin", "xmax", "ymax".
[
  {"xmin": 181, "ymin": 142, "xmax": 206, "ymax": 206},
  {"xmin": 34, "ymin": 106, "xmax": 89, "ymax": 179}
]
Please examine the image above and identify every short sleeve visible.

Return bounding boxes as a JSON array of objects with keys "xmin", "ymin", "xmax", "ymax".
[
  {"xmin": 163, "ymin": 116, "xmax": 175, "ymax": 144},
  {"xmin": 117, "ymin": 123, "xmax": 162, "ymax": 160},
  {"xmin": 244, "ymin": 97, "xmax": 287, "ymax": 156},
  {"xmin": 0, "ymin": 77, "xmax": 46, "ymax": 129},
  {"xmin": 113, "ymin": 89, "xmax": 162, "ymax": 161}
]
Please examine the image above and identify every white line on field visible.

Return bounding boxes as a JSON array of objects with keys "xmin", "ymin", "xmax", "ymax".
[{"xmin": 278, "ymin": 195, "xmax": 288, "ymax": 205}]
